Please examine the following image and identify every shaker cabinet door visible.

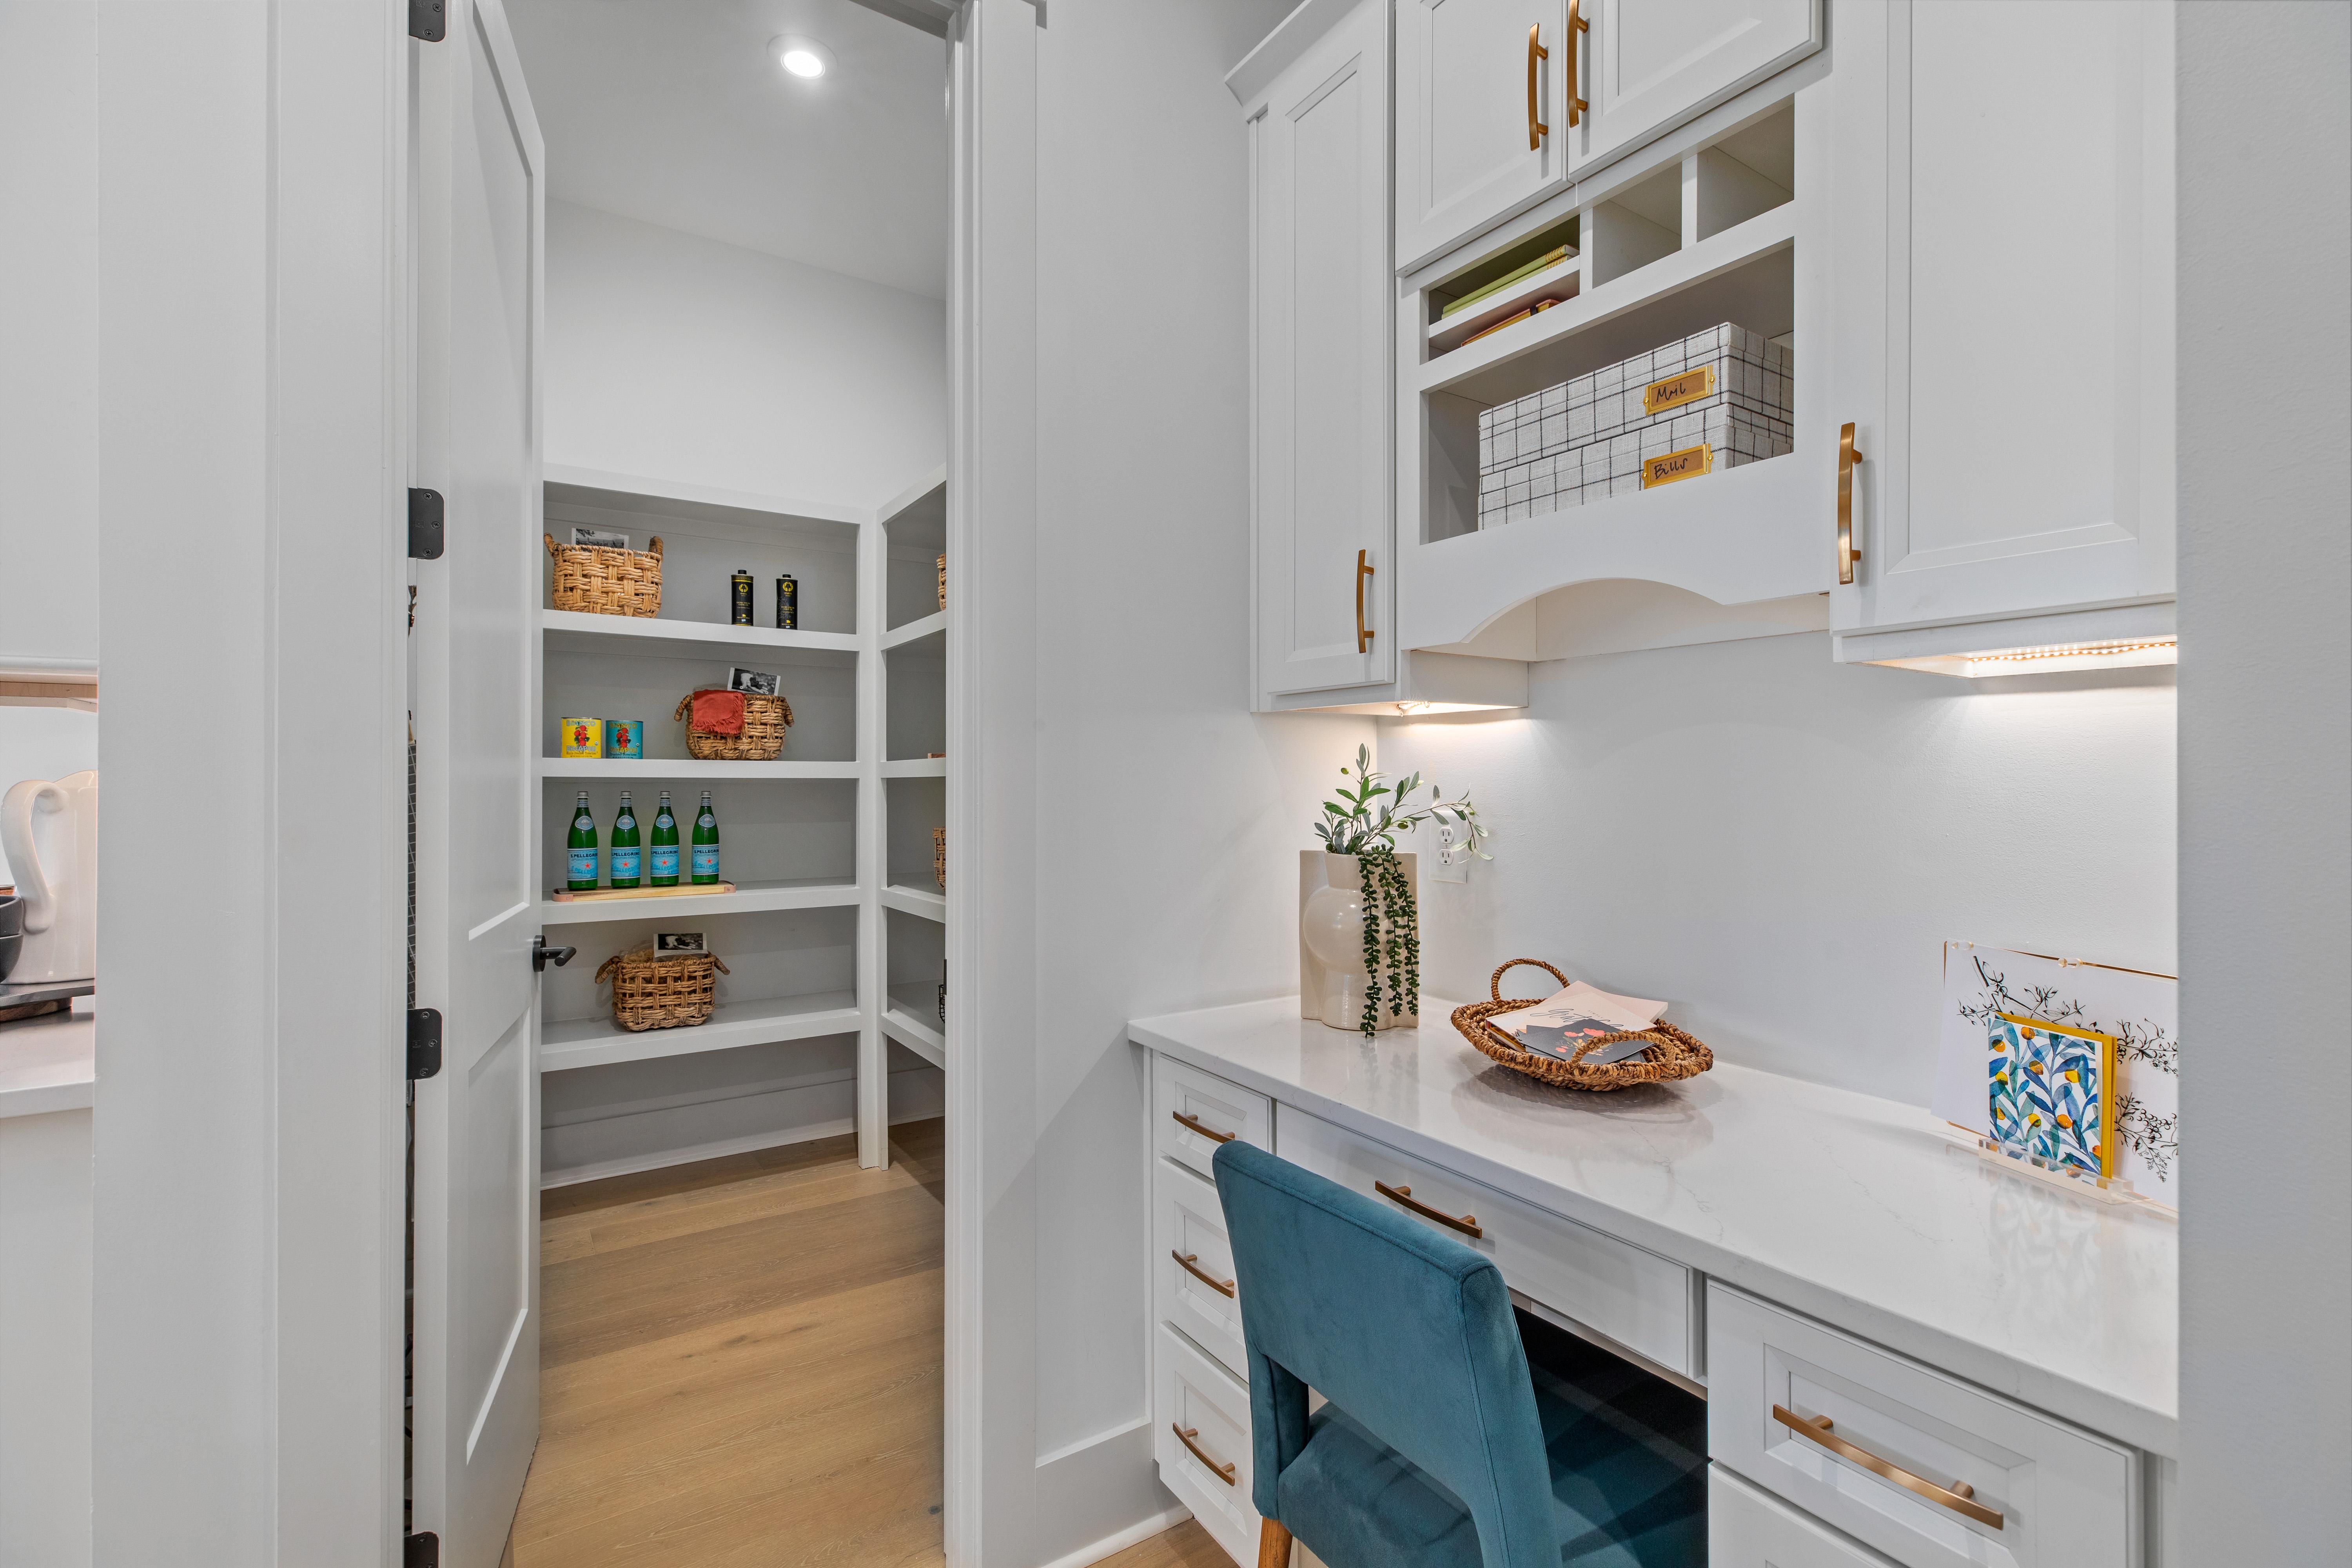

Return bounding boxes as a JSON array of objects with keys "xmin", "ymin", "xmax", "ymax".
[
  {"xmin": 1575, "ymin": 0, "xmax": 1820, "ymax": 175},
  {"xmin": 1252, "ymin": 0, "xmax": 1396, "ymax": 703},
  {"xmin": 1827, "ymin": 0, "xmax": 2176, "ymax": 634},
  {"xmin": 1395, "ymin": 0, "xmax": 1569, "ymax": 274}
]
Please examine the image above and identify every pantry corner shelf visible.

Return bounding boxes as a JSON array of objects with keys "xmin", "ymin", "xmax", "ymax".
[
  {"xmin": 540, "ymin": 608, "xmax": 860, "ymax": 661},
  {"xmin": 880, "ymin": 882, "xmax": 946, "ymax": 922},
  {"xmin": 882, "ymin": 609, "xmax": 947, "ymax": 649},
  {"xmin": 541, "ymin": 988, "xmax": 863, "ymax": 1073},
  {"xmin": 880, "ymin": 1006, "xmax": 946, "ymax": 1069},
  {"xmin": 538, "ymin": 877, "xmax": 863, "ymax": 925},
  {"xmin": 881, "ymin": 757, "xmax": 948, "ymax": 779}
]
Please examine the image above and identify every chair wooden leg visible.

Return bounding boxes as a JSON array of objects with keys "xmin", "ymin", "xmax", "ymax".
[{"xmin": 1256, "ymin": 1517, "xmax": 1295, "ymax": 1568}]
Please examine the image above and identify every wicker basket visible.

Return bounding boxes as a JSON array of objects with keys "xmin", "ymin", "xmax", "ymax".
[
  {"xmin": 545, "ymin": 534, "xmax": 663, "ymax": 617},
  {"xmin": 1452, "ymin": 959, "xmax": 1713, "ymax": 1092},
  {"xmin": 932, "ymin": 826, "xmax": 946, "ymax": 889},
  {"xmin": 671, "ymin": 691, "xmax": 793, "ymax": 761},
  {"xmin": 936, "ymin": 554, "xmax": 947, "ymax": 611},
  {"xmin": 595, "ymin": 947, "xmax": 730, "ymax": 1032}
]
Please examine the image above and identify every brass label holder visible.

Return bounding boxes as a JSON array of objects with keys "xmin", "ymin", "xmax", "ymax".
[
  {"xmin": 1642, "ymin": 444, "xmax": 1713, "ymax": 488},
  {"xmin": 1642, "ymin": 365, "xmax": 1715, "ymax": 416}
]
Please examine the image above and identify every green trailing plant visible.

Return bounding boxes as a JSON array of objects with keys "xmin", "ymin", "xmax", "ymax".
[{"xmin": 1313, "ymin": 746, "xmax": 1491, "ymax": 1036}]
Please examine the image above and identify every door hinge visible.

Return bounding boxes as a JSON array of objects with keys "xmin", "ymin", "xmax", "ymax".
[
  {"xmin": 404, "ymin": 1533, "xmax": 441, "ymax": 1568},
  {"xmin": 408, "ymin": 0, "xmax": 446, "ymax": 43},
  {"xmin": 407, "ymin": 1008, "xmax": 443, "ymax": 1081},
  {"xmin": 408, "ymin": 488, "xmax": 445, "ymax": 560}
]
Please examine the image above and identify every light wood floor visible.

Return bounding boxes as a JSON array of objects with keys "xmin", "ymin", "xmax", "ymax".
[{"xmin": 510, "ymin": 1119, "xmax": 1225, "ymax": 1568}]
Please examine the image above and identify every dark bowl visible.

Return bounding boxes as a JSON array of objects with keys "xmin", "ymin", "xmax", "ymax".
[
  {"xmin": 0, "ymin": 932, "xmax": 18, "ymax": 984},
  {"xmin": 0, "ymin": 896, "xmax": 18, "ymax": 983}
]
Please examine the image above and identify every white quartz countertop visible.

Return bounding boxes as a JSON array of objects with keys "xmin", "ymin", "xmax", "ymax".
[
  {"xmin": 1129, "ymin": 996, "xmax": 2178, "ymax": 1458},
  {"xmin": 0, "ymin": 1010, "xmax": 96, "ymax": 1119}
]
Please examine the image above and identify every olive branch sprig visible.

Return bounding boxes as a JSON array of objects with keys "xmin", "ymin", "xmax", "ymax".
[{"xmin": 1312, "ymin": 745, "xmax": 1492, "ymax": 860}]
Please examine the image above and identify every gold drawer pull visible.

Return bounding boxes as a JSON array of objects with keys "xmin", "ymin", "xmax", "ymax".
[
  {"xmin": 1375, "ymin": 1180, "xmax": 1483, "ymax": 1239},
  {"xmin": 1566, "ymin": 0, "xmax": 1589, "ymax": 129},
  {"xmin": 1172, "ymin": 1250, "xmax": 1237, "ymax": 1299},
  {"xmin": 1772, "ymin": 1406, "xmax": 2004, "ymax": 1530},
  {"xmin": 1355, "ymin": 550, "xmax": 1376, "ymax": 652},
  {"xmin": 1526, "ymin": 23, "xmax": 1549, "ymax": 148},
  {"xmin": 1172, "ymin": 1423, "xmax": 1236, "ymax": 1485},
  {"xmin": 1171, "ymin": 1111, "xmax": 1235, "ymax": 1145}
]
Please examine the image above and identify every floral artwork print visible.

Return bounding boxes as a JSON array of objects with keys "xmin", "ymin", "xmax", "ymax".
[{"xmin": 1985, "ymin": 1013, "xmax": 2111, "ymax": 1177}]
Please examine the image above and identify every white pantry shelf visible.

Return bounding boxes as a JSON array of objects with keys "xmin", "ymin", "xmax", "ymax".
[
  {"xmin": 880, "ymin": 882, "xmax": 946, "ymax": 922},
  {"xmin": 540, "ymin": 757, "xmax": 861, "ymax": 780},
  {"xmin": 539, "ymin": 877, "xmax": 862, "ymax": 925},
  {"xmin": 881, "ymin": 757, "xmax": 947, "ymax": 779},
  {"xmin": 541, "ymin": 989, "xmax": 863, "ymax": 1073},
  {"xmin": 1427, "ymin": 252, "xmax": 1583, "ymax": 359},
  {"xmin": 882, "ymin": 609, "xmax": 947, "ymax": 650},
  {"xmin": 881, "ymin": 1006, "xmax": 945, "ymax": 1069},
  {"xmin": 541, "ymin": 608, "xmax": 859, "ymax": 662}
]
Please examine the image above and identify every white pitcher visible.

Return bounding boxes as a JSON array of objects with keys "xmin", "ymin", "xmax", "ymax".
[{"xmin": 2, "ymin": 771, "xmax": 98, "ymax": 985}]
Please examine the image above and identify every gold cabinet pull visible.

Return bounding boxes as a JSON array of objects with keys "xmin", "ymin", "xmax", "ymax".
[
  {"xmin": 1171, "ymin": 1110, "xmax": 1235, "ymax": 1145},
  {"xmin": 1375, "ymin": 1180, "xmax": 1483, "ymax": 1239},
  {"xmin": 1172, "ymin": 1423, "xmax": 1237, "ymax": 1485},
  {"xmin": 1355, "ymin": 549, "xmax": 1376, "ymax": 652},
  {"xmin": 1566, "ymin": 0, "xmax": 1590, "ymax": 129},
  {"xmin": 1172, "ymin": 1250, "xmax": 1237, "ymax": 1299},
  {"xmin": 1837, "ymin": 422, "xmax": 1864, "ymax": 585},
  {"xmin": 1772, "ymin": 1406, "xmax": 2004, "ymax": 1530},
  {"xmin": 1527, "ymin": 23, "xmax": 1550, "ymax": 148}
]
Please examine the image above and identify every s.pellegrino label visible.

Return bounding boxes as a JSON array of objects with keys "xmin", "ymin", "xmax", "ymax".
[
  {"xmin": 650, "ymin": 790, "xmax": 679, "ymax": 886},
  {"xmin": 566, "ymin": 791, "xmax": 598, "ymax": 891}
]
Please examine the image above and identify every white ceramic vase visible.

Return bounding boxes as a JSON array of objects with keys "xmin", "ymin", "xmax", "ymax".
[{"xmin": 1299, "ymin": 850, "xmax": 1418, "ymax": 1032}]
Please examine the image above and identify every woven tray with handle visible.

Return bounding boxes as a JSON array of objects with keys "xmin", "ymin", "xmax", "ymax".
[{"xmin": 1453, "ymin": 959, "xmax": 1712, "ymax": 1091}]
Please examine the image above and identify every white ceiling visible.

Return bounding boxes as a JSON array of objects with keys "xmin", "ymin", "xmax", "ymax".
[{"xmin": 505, "ymin": 0, "xmax": 949, "ymax": 299}]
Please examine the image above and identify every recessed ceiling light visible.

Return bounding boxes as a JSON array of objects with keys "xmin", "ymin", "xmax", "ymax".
[{"xmin": 773, "ymin": 35, "xmax": 833, "ymax": 80}]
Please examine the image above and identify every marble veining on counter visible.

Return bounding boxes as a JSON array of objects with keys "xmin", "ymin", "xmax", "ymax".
[
  {"xmin": 0, "ymin": 1009, "xmax": 96, "ymax": 1119},
  {"xmin": 1129, "ymin": 996, "xmax": 2178, "ymax": 1457}
]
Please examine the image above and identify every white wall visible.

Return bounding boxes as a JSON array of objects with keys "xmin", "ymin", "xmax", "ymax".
[
  {"xmin": 1024, "ymin": 1, "xmax": 1368, "ymax": 1558},
  {"xmin": 2176, "ymin": 4, "xmax": 2352, "ymax": 1563},
  {"xmin": 0, "ymin": 0, "xmax": 100, "ymax": 679},
  {"xmin": 545, "ymin": 200, "xmax": 946, "ymax": 512},
  {"xmin": 1380, "ymin": 636, "xmax": 2176, "ymax": 1107}
]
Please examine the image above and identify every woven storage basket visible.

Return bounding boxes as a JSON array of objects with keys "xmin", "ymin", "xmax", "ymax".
[
  {"xmin": 545, "ymin": 533, "xmax": 663, "ymax": 617},
  {"xmin": 672, "ymin": 691, "xmax": 793, "ymax": 761},
  {"xmin": 932, "ymin": 826, "xmax": 946, "ymax": 889},
  {"xmin": 595, "ymin": 948, "xmax": 730, "ymax": 1033},
  {"xmin": 1452, "ymin": 959, "xmax": 1713, "ymax": 1091},
  {"xmin": 936, "ymin": 554, "xmax": 947, "ymax": 611}
]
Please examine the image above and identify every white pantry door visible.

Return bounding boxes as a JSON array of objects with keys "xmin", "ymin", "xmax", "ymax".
[{"xmin": 411, "ymin": 3, "xmax": 545, "ymax": 1565}]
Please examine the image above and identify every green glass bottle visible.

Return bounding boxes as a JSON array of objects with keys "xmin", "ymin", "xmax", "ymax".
[
  {"xmin": 610, "ymin": 790, "xmax": 641, "ymax": 889},
  {"xmin": 565, "ymin": 791, "xmax": 598, "ymax": 891},
  {"xmin": 649, "ymin": 791, "xmax": 679, "ymax": 887},
  {"xmin": 690, "ymin": 789, "xmax": 720, "ymax": 885}
]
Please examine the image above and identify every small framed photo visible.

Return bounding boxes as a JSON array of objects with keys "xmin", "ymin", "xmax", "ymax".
[
  {"xmin": 655, "ymin": 931, "xmax": 705, "ymax": 953},
  {"xmin": 728, "ymin": 667, "xmax": 780, "ymax": 697},
  {"xmin": 570, "ymin": 525, "xmax": 631, "ymax": 551}
]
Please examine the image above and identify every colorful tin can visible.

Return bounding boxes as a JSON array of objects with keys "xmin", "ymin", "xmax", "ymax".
[
  {"xmin": 603, "ymin": 718, "xmax": 644, "ymax": 759},
  {"xmin": 559, "ymin": 717, "xmax": 603, "ymax": 759}
]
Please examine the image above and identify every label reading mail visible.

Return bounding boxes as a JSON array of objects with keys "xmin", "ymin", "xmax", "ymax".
[
  {"xmin": 1642, "ymin": 365, "xmax": 1715, "ymax": 416},
  {"xmin": 1642, "ymin": 444, "xmax": 1713, "ymax": 488}
]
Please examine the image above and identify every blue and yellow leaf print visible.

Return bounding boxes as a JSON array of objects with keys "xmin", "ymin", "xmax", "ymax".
[{"xmin": 1987, "ymin": 1014, "xmax": 2113, "ymax": 1176}]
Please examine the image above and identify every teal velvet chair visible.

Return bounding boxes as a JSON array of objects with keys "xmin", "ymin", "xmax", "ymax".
[{"xmin": 1211, "ymin": 1140, "xmax": 1702, "ymax": 1568}]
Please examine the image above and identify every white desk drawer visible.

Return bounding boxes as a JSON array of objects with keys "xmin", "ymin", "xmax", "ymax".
[
  {"xmin": 1711, "ymin": 1463, "xmax": 1902, "ymax": 1566},
  {"xmin": 1276, "ymin": 1106, "xmax": 1694, "ymax": 1377},
  {"xmin": 1710, "ymin": 1284, "xmax": 2137, "ymax": 1568},
  {"xmin": 1153, "ymin": 1055, "xmax": 1272, "ymax": 1181},
  {"xmin": 1157, "ymin": 1161, "xmax": 1247, "ymax": 1379},
  {"xmin": 1154, "ymin": 1323, "xmax": 1259, "ymax": 1564}
]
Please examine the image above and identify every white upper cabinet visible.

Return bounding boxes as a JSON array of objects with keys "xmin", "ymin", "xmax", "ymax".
[
  {"xmin": 1826, "ymin": 0, "xmax": 2176, "ymax": 650},
  {"xmin": 1396, "ymin": 0, "xmax": 1820, "ymax": 275},
  {"xmin": 1577, "ymin": 0, "xmax": 1822, "ymax": 175},
  {"xmin": 1245, "ymin": 0, "xmax": 1397, "ymax": 702},
  {"xmin": 1396, "ymin": 0, "xmax": 1571, "ymax": 275}
]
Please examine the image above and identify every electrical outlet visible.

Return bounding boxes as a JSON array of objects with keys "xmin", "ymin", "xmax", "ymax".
[{"xmin": 1431, "ymin": 822, "xmax": 1469, "ymax": 884}]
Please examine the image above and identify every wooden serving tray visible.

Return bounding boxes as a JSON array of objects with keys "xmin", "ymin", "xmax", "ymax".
[{"xmin": 550, "ymin": 881, "xmax": 737, "ymax": 903}]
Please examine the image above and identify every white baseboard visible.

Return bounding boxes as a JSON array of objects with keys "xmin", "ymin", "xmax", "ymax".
[
  {"xmin": 539, "ymin": 1093, "xmax": 942, "ymax": 1188},
  {"xmin": 1033, "ymin": 1505, "xmax": 1194, "ymax": 1568}
]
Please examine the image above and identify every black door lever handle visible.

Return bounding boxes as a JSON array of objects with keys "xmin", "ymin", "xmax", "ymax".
[{"xmin": 533, "ymin": 935, "xmax": 576, "ymax": 972}]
